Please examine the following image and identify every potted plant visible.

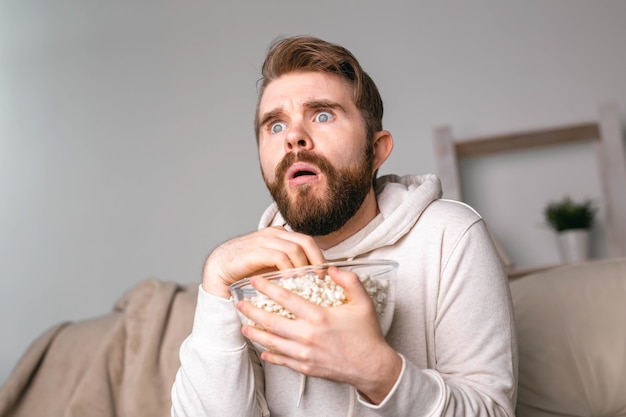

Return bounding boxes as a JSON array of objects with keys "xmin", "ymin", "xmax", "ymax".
[{"xmin": 544, "ymin": 196, "xmax": 597, "ymax": 262}]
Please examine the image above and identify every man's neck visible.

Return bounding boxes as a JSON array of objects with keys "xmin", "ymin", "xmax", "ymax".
[{"xmin": 313, "ymin": 189, "xmax": 379, "ymax": 250}]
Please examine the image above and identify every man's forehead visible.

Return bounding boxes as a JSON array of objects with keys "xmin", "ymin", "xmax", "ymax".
[{"xmin": 259, "ymin": 72, "xmax": 353, "ymax": 112}]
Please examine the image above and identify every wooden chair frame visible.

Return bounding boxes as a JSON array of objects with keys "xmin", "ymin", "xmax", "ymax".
[{"xmin": 433, "ymin": 102, "xmax": 626, "ymax": 270}]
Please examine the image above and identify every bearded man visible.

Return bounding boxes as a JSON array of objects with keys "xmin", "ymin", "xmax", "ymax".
[{"xmin": 171, "ymin": 36, "xmax": 517, "ymax": 417}]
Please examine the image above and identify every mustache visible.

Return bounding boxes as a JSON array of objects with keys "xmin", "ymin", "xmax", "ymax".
[{"xmin": 274, "ymin": 151, "xmax": 334, "ymax": 180}]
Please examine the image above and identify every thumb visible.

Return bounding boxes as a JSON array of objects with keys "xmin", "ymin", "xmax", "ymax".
[{"xmin": 327, "ymin": 266, "xmax": 370, "ymax": 304}]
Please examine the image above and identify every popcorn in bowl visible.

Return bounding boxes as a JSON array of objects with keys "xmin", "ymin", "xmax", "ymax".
[{"xmin": 229, "ymin": 259, "xmax": 398, "ymax": 335}]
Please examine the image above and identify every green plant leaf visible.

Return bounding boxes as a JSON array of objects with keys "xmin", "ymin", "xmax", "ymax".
[{"xmin": 544, "ymin": 196, "xmax": 596, "ymax": 232}]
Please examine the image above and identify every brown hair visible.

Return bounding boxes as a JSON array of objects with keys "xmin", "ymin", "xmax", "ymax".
[{"xmin": 254, "ymin": 36, "xmax": 384, "ymax": 141}]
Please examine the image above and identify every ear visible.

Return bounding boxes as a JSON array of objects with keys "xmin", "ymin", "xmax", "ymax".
[{"xmin": 372, "ymin": 130, "xmax": 394, "ymax": 171}]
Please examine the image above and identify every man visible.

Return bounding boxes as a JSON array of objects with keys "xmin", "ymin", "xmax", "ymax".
[{"xmin": 171, "ymin": 36, "xmax": 517, "ymax": 417}]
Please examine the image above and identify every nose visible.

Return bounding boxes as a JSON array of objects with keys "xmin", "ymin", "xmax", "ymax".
[{"xmin": 284, "ymin": 121, "xmax": 313, "ymax": 152}]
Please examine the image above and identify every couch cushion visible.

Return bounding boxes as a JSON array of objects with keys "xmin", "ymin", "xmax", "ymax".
[{"xmin": 510, "ymin": 257, "xmax": 626, "ymax": 417}]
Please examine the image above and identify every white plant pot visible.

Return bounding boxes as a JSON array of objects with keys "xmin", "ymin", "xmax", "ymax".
[{"xmin": 557, "ymin": 229, "xmax": 590, "ymax": 263}]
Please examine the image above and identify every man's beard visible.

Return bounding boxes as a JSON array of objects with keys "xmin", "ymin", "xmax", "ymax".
[{"xmin": 265, "ymin": 144, "xmax": 374, "ymax": 236}]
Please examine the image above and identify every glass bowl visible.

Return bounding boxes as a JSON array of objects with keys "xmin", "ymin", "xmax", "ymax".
[{"xmin": 229, "ymin": 259, "xmax": 398, "ymax": 335}]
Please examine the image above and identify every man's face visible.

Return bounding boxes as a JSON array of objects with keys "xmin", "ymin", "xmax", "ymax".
[{"xmin": 257, "ymin": 71, "xmax": 374, "ymax": 236}]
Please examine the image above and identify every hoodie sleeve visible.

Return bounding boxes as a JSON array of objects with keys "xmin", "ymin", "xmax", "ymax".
[
  {"xmin": 171, "ymin": 286, "xmax": 270, "ymax": 417},
  {"xmin": 357, "ymin": 218, "xmax": 517, "ymax": 417}
]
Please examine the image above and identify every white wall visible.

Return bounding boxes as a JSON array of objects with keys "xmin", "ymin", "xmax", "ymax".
[{"xmin": 1, "ymin": 0, "xmax": 625, "ymax": 384}]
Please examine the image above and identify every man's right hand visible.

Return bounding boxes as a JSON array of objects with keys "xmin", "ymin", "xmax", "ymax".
[{"xmin": 202, "ymin": 226, "xmax": 326, "ymax": 298}]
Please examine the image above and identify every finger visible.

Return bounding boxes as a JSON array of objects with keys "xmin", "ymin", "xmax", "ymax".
[
  {"xmin": 202, "ymin": 228, "xmax": 324, "ymax": 298},
  {"xmin": 327, "ymin": 268, "xmax": 383, "ymax": 337},
  {"xmin": 241, "ymin": 323, "xmax": 306, "ymax": 359},
  {"xmin": 327, "ymin": 266, "xmax": 370, "ymax": 304},
  {"xmin": 241, "ymin": 233, "xmax": 318, "ymax": 274},
  {"xmin": 248, "ymin": 276, "xmax": 323, "ymax": 323},
  {"xmin": 264, "ymin": 227, "xmax": 326, "ymax": 267},
  {"xmin": 241, "ymin": 321, "xmax": 322, "ymax": 378},
  {"xmin": 260, "ymin": 349, "xmax": 317, "ymax": 376},
  {"xmin": 236, "ymin": 289, "xmax": 291, "ymax": 327},
  {"xmin": 236, "ymin": 284, "xmax": 303, "ymax": 329},
  {"xmin": 238, "ymin": 299, "xmax": 313, "ymax": 361}
]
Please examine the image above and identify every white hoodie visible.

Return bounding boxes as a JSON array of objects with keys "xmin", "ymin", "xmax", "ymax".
[{"xmin": 171, "ymin": 174, "xmax": 518, "ymax": 417}]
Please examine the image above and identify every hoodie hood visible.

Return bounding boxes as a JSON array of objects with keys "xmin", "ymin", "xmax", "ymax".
[{"xmin": 258, "ymin": 174, "xmax": 443, "ymax": 261}]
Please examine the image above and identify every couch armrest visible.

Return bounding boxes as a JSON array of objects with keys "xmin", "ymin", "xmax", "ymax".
[{"xmin": 510, "ymin": 257, "xmax": 626, "ymax": 417}]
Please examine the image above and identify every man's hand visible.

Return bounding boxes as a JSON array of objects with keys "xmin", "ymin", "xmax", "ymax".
[
  {"xmin": 202, "ymin": 226, "xmax": 325, "ymax": 298},
  {"xmin": 237, "ymin": 266, "xmax": 403, "ymax": 404}
]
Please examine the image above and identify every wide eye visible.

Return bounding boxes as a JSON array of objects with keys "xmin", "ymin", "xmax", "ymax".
[
  {"xmin": 314, "ymin": 111, "xmax": 333, "ymax": 123},
  {"xmin": 270, "ymin": 121, "xmax": 287, "ymax": 134}
]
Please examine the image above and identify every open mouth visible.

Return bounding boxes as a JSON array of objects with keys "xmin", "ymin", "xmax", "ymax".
[
  {"xmin": 293, "ymin": 170, "xmax": 316, "ymax": 178},
  {"xmin": 286, "ymin": 162, "xmax": 320, "ymax": 184}
]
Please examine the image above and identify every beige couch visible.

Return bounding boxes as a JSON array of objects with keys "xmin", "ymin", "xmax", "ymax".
[
  {"xmin": 1, "ymin": 258, "xmax": 625, "ymax": 416},
  {"xmin": 510, "ymin": 257, "xmax": 626, "ymax": 417}
]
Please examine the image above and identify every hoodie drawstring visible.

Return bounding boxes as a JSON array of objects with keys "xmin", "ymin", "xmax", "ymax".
[
  {"xmin": 296, "ymin": 374, "xmax": 306, "ymax": 407},
  {"xmin": 346, "ymin": 388, "xmax": 356, "ymax": 417},
  {"xmin": 296, "ymin": 374, "xmax": 355, "ymax": 417}
]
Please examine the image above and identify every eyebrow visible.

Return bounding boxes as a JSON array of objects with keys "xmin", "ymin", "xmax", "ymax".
[
  {"xmin": 257, "ymin": 109, "xmax": 283, "ymax": 131},
  {"xmin": 304, "ymin": 99, "xmax": 345, "ymax": 112},
  {"xmin": 258, "ymin": 100, "xmax": 346, "ymax": 131}
]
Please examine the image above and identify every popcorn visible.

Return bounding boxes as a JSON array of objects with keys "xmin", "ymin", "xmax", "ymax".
[{"xmin": 249, "ymin": 271, "xmax": 389, "ymax": 320}]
